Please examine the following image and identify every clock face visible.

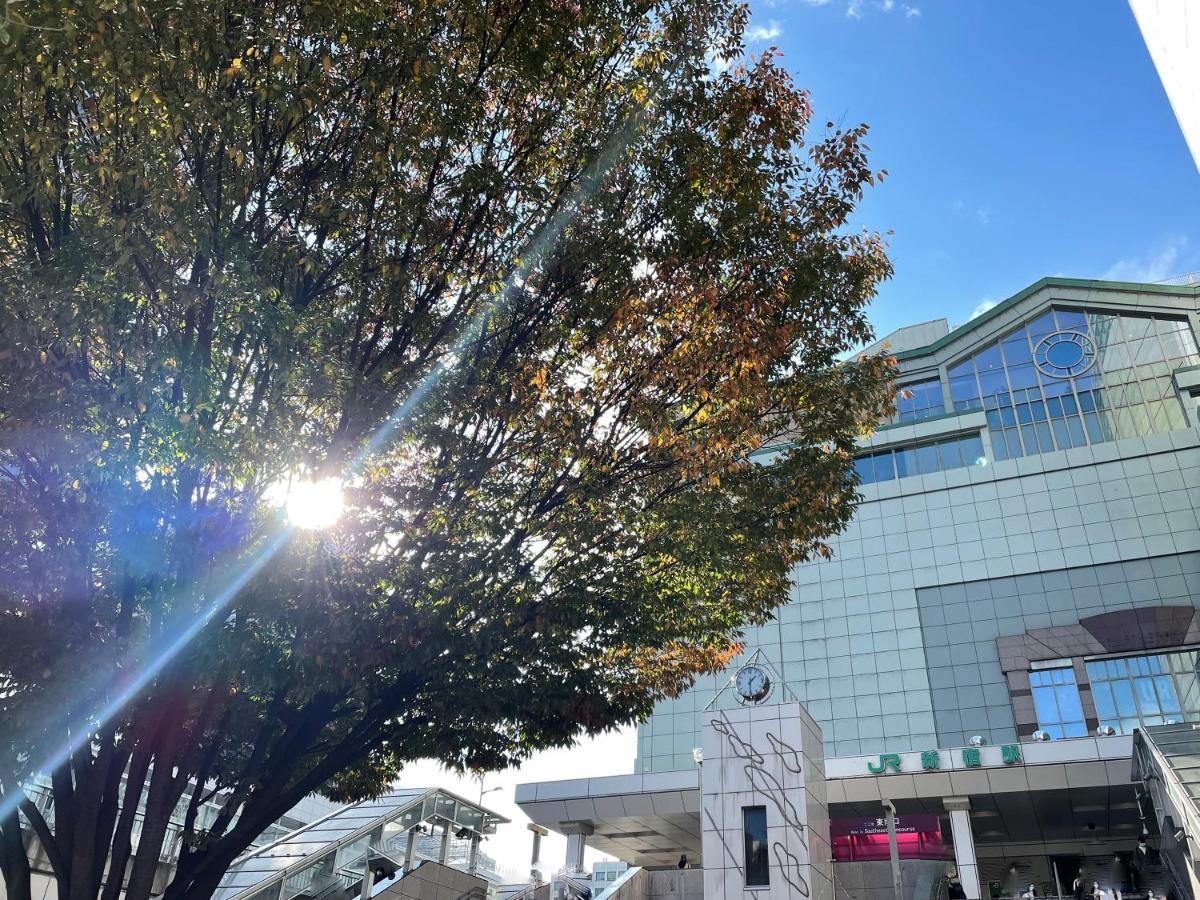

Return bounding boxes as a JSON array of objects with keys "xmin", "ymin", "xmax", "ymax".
[{"xmin": 735, "ymin": 665, "xmax": 771, "ymax": 703}]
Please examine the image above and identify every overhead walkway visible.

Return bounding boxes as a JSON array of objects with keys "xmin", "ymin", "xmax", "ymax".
[
  {"xmin": 213, "ymin": 789, "xmax": 508, "ymax": 900},
  {"xmin": 1133, "ymin": 723, "xmax": 1200, "ymax": 900}
]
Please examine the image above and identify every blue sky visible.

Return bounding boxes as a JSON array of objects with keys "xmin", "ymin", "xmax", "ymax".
[{"xmin": 742, "ymin": 0, "xmax": 1200, "ymax": 341}]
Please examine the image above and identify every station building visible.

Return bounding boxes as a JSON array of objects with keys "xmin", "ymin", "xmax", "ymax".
[{"xmin": 515, "ymin": 277, "xmax": 1200, "ymax": 900}]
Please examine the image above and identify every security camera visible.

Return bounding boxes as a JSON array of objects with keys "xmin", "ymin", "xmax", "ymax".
[
  {"xmin": 1032, "ymin": 730, "xmax": 1051, "ymax": 742},
  {"xmin": 692, "ymin": 748, "xmax": 704, "ymax": 765},
  {"xmin": 968, "ymin": 735, "xmax": 987, "ymax": 747},
  {"xmin": 1097, "ymin": 726, "xmax": 1117, "ymax": 737}
]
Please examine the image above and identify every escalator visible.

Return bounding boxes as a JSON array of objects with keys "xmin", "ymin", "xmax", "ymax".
[{"xmin": 1132, "ymin": 724, "xmax": 1200, "ymax": 900}]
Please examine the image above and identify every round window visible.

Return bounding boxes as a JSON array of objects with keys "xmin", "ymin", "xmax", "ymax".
[{"xmin": 1034, "ymin": 331, "xmax": 1097, "ymax": 378}]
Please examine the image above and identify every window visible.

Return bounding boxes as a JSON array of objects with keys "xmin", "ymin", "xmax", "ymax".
[
  {"xmin": 854, "ymin": 432, "xmax": 986, "ymax": 485},
  {"xmin": 743, "ymin": 806, "xmax": 770, "ymax": 887},
  {"xmin": 947, "ymin": 308, "xmax": 1198, "ymax": 461},
  {"xmin": 891, "ymin": 378, "xmax": 945, "ymax": 424},
  {"xmin": 1086, "ymin": 650, "xmax": 1200, "ymax": 735},
  {"xmin": 1029, "ymin": 666, "xmax": 1087, "ymax": 738}
]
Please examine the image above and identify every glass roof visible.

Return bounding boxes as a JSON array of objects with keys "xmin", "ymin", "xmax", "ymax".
[{"xmin": 213, "ymin": 788, "xmax": 509, "ymax": 900}]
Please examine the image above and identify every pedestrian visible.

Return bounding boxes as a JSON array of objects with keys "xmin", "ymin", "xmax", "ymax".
[
  {"xmin": 1003, "ymin": 864, "xmax": 1021, "ymax": 899},
  {"xmin": 1110, "ymin": 854, "xmax": 1128, "ymax": 900},
  {"xmin": 677, "ymin": 855, "xmax": 688, "ymax": 870},
  {"xmin": 1073, "ymin": 870, "xmax": 1086, "ymax": 900}
]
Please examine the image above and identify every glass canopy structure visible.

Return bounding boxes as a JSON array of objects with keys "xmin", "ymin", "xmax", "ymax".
[{"xmin": 213, "ymin": 789, "xmax": 509, "ymax": 900}]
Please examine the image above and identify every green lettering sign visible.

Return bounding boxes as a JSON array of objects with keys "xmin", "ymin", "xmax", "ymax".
[
  {"xmin": 868, "ymin": 753, "xmax": 902, "ymax": 774},
  {"xmin": 962, "ymin": 747, "xmax": 981, "ymax": 768},
  {"xmin": 1002, "ymin": 744, "xmax": 1022, "ymax": 764},
  {"xmin": 921, "ymin": 750, "xmax": 940, "ymax": 770}
]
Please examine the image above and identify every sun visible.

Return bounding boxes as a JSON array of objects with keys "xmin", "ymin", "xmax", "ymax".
[{"xmin": 283, "ymin": 478, "xmax": 346, "ymax": 530}]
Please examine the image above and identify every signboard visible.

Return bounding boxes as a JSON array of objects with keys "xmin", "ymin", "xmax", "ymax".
[
  {"xmin": 830, "ymin": 815, "xmax": 952, "ymax": 863},
  {"xmin": 865, "ymin": 744, "xmax": 1022, "ymax": 775}
]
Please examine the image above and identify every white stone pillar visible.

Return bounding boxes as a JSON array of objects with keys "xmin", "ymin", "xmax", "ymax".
[
  {"xmin": 561, "ymin": 822, "xmax": 593, "ymax": 874},
  {"xmin": 945, "ymin": 798, "xmax": 980, "ymax": 900},
  {"xmin": 438, "ymin": 822, "xmax": 451, "ymax": 865}
]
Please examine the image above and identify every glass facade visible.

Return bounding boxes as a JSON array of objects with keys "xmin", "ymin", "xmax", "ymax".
[
  {"xmin": 1029, "ymin": 667, "xmax": 1087, "ymax": 739},
  {"xmin": 1085, "ymin": 650, "xmax": 1200, "ymax": 735},
  {"xmin": 854, "ymin": 432, "xmax": 986, "ymax": 485},
  {"xmin": 742, "ymin": 807, "xmax": 769, "ymax": 887},
  {"xmin": 890, "ymin": 378, "xmax": 945, "ymax": 424},
  {"xmin": 947, "ymin": 308, "xmax": 1198, "ymax": 461}
]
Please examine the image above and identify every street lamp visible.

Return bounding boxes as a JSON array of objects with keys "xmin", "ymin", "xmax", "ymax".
[{"xmin": 478, "ymin": 784, "xmax": 502, "ymax": 805}]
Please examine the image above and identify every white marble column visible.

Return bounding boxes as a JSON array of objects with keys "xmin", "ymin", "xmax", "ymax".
[{"xmin": 945, "ymin": 797, "xmax": 980, "ymax": 900}]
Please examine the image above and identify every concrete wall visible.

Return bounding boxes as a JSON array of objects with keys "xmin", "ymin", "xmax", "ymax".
[
  {"xmin": 700, "ymin": 702, "xmax": 831, "ymax": 900},
  {"xmin": 648, "ymin": 870, "xmax": 704, "ymax": 900},
  {"xmin": 1129, "ymin": 0, "xmax": 1200, "ymax": 173}
]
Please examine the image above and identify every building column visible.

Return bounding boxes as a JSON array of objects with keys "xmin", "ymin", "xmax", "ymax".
[
  {"xmin": 561, "ymin": 822, "xmax": 594, "ymax": 874},
  {"xmin": 468, "ymin": 833, "xmax": 481, "ymax": 876},
  {"xmin": 438, "ymin": 822, "xmax": 451, "ymax": 865},
  {"xmin": 883, "ymin": 801, "xmax": 904, "ymax": 900},
  {"xmin": 403, "ymin": 827, "xmax": 418, "ymax": 874},
  {"xmin": 359, "ymin": 865, "xmax": 377, "ymax": 900},
  {"xmin": 945, "ymin": 797, "xmax": 980, "ymax": 900}
]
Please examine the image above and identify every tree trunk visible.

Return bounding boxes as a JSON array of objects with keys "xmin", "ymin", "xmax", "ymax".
[
  {"xmin": 0, "ymin": 807, "xmax": 33, "ymax": 900},
  {"xmin": 98, "ymin": 749, "xmax": 153, "ymax": 900},
  {"xmin": 121, "ymin": 752, "xmax": 185, "ymax": 900}
]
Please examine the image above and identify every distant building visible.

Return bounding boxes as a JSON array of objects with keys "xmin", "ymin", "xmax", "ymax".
[
  {"xmin": 588, "ymin": 862, "xmax": 629, "ymax": 896},
  {"xmin": 1129, "ymin": 0, "xmax": 1200, "ymax": 172},
  {"xmin": 517, "ymin": 277, "xmax": 1200, "ymax": 900}
]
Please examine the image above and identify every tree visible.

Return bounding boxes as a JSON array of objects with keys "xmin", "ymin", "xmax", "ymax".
[{"xmin": 0, "ymin": 2, "xmax": 893, "ymax": 900}]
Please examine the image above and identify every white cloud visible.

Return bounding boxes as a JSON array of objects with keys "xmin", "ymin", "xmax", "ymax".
[
  {"xmin": 1102, "ymin": 237, "xmax": 1188, "ymax": 284},
  {"xmin": 705, "ymin": 48, "xmax": 733, "ymax": 75},
  {"xmin": 802, "ymin": 0, "xmax": 833, "ymax": 5},
  {"xmin": 746, "ymin": 21, "xmax": 783, "ymax": 41},
  {"xmin": 971, "ymin": 299, "xmax": 999, "ymax": 320},
  {"xmin": 842, "ymin": 0, "xmax": 920, "ymax": 19},
  {"xmin": 975, "ymin": 207, "xmax": 991, "ymax": 226}
]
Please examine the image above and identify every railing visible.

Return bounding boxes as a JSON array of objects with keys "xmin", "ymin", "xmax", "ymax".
[{"xmin": 1155, "ymin": 272, "xmax": 1200, "ymax": 287}]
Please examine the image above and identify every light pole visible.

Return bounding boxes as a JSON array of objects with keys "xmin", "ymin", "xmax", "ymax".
[{"xmin": 478, "ymin": 783, "xmax": 502, "ymax": 805}]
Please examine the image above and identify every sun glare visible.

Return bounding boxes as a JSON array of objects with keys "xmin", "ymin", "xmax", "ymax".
[{"xmin": 284, "ymin": 478, "xmax": 346, "ymax": 530}]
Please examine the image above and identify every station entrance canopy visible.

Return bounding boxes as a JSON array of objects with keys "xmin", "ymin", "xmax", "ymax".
[
  {"xmin": 214, "ymin": 789, "xmax": 508, "ymax": 900},
  {"xmin": 515, "ymin": 735, "xmax": 1141, "ymax": 867}
]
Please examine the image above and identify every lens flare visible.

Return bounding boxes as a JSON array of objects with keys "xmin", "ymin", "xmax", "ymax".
[{"xmin": 284, "ymin": 479, "xmax": 345, "ymax": 530}]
